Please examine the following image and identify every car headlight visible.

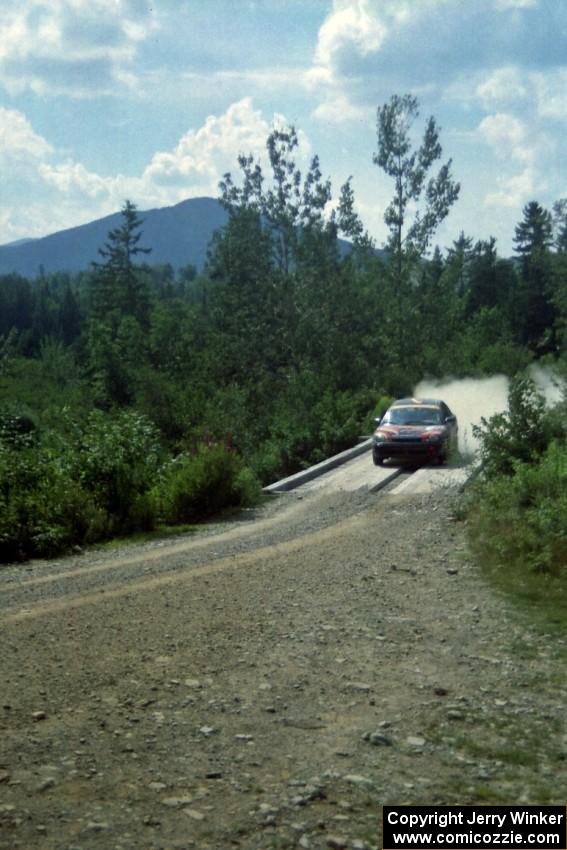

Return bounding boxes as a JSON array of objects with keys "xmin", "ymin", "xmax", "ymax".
[{"xmin": 374, "ymin": 429, "xmax": 393, "ymax": 442}]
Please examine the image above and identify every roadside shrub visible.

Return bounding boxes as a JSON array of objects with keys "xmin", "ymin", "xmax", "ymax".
[
  {"xmin": 249, "ymin": 440, "xmax": 287, "ymax": 484},
  {"xmin": 73, "ymin": 409, "xmax": 162, "ymax": 532},
  {"xmin": 0, "ymin": 410, "xmax": 263, "ymax": 562},
  {"xmin": 467, "ymin": 440, "xmax": 567, "ymax": 576},
  {"xmin": 0, "ymin": 439, "xmax": 107, "ymax": 561},
  {"xmin": 466, "ymin": 370, "xmax": 567, "ymax": 579},
  {"xmin": 248, "ymin": 383, "xmax": 383, "ymax": 483},
  {"xmin": 232, "ymin": 465, "xmax": 263, "ymax": 507},
  {"xmin": 156, "ymin": 444, "xmax": 261, "ymax": 525},
  {"xmin": 0, "ymin": 408, "xmax": 165, "ymax": 562},
  {"xmin": 472, "ymin": 374, "xmax": 561, "ymax": 478},
  {"xmin": 313, "ymin": 388, "xmax": 378, "ymax": 461}
]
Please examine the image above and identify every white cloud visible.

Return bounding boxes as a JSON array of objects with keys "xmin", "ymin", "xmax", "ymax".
[
  {"xmin": 308, "ymin": 0, "xmax": 565, "ymax": 126},
  {"xmin": 0, "ymin": 107, "xmax": 53, "ymax": 162},
  {"xmin": 533, "ymin": 70, "xmax": 567, "ymax": 122},
  {"xmin": 2, "ymin": 98, "xmax": 312, "ymax": 240},
  {"xmin": 484, "ymin": 170, "xmax": 536, "ymax": 209},
  {"xmin": 141, "ymin": 97, "xmax": 311, "ymax": 199},
  {"xmin": 0, "ymin": 0, "xmax": 156, "ymax": 97},
  {"xmin": 312, "ymin": 0, "xmax": 450, "ymax": 78},
  {"xmin": 307, "ymin": 0, "xmax": 478, "ymax": 124},
  {"xmin": 313, "ymin": 0, "xmax": 387, "ymax": 70},
  {"xmin": 479, "ymin": 113, "xmax": 540, "ymax": 208},
  {"xmin": 312, "ymin": 92, "xmax": 367, "ymax": 124},
  {"xmin": 143, "ymin": 98, "xmax": 271, "ymax": 191},
  {"xmin": 479, "ymin": 113, "xmax": 533, "ymax": 163},
  {"xmin": 476, "ymin": 67, "xmax": 529, "ymax": 109},
  {"xmin": 39, "ymin": 160, "xmax": 124, "ymax": 199},
  {"xmin": 476, "ymin": 66, "xmax": 567, "ymax": 124},
  {"xmin": 34, "ymin": 100, "xmax": 271, "ymax": 214},
  {"xmin": 307, "ymin": 0, "xmax": 391, "ymax": 123}
]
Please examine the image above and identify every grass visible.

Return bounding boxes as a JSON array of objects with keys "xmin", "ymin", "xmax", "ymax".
[
  {"xmin": 458, "ymin": 467, "xmax": 567, "ymax": 639},
  {"xmin": 98, "ymin": 522, "xmax": 202, "ymax": 550},
  {"xmin": 424, "ymin": 479, "xmax": 567, "ymax": 805},
  {"xmin": 423, "ymin": 706, "xmax": 566, "ymax": 805},
  {"xmin": 97, "ymin": 495, "xmax": 271, "ymax": 551},
  {"xmin": 469, "ymin": 529, "xmax": 567, "ymax": 639}
]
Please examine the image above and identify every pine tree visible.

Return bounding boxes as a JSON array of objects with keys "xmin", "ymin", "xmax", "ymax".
[
  {"xmin": 59, "ymin": 282, "xmax": 82, "ymax": 346},
  {"xmin": 513, "ymin": 201, "xmax": 555, "ymax": 351},
  {"xmin": 513, "ymin": 201, "xmax": 553, "ymax": 260},
  {"xmin": 446, "ymin": 232, "xmax": 474, "ymax": 298},
  {"xmin": 552, "ymin": 199, "xmax": 567, "ymax": 253},
  {"xmin": 90, "ymin": 200, "xmax": 151, "ymax": 326},
  {"xmin": 86, "ymin": 201, "xmax": 152, "ymax": 406}
]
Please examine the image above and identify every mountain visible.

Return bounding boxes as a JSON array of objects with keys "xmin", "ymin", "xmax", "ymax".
[
  {"xmin": 0, "ymin": 196, "xmax": 368, "ymax": 280},
  {"xmin": 2, "ymin": 238, "xmax": 38, "ymax": 249},
  {"xmin": 0, "ymin": 197, "xmax": 228, "ymax": 279}
]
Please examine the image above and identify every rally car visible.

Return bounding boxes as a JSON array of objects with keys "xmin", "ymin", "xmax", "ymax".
[{"xmin": 372, "ymin": 398, "xmax": 458, "ymax": 466}]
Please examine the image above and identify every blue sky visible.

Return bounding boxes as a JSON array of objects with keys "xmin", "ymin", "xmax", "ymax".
[{"xmin": 1, "ymin": 0, "xmax": 566, "ymax": 255}]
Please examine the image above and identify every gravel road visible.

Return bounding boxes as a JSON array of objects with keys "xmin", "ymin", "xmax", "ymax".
[{"xmin": 1, "ymin": 462, "xmax": 566, "ymax": 850}]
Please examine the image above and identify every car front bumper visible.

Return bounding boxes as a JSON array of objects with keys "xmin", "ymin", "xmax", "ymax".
[{"xmin": 373, "ymin": 438, "xmax": 447, "ymax": 460}]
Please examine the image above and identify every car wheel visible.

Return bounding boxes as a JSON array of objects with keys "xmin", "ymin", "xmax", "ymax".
[{"xmin": 372, "ymin": 448, "xmax": 384, "ymax": 466}]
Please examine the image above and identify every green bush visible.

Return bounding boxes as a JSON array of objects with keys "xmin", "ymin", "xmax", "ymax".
[
  {"xmin": 466, "ymin": 370, "xmax": 567, "ymax": 579},
  {"xmin": 156, "ymin": 444, "xmax": 261, "ymax": 525},
  {"xmin": 73, "ymin": 409, "xmax": 162, "ymax": 532},
  {"xmin": 312, "ymin": 388, "xmax": 376, "ymax": 461},
  {"xmin": 472, "ymin": 374, "xmax": 560, "ymax": 478},
  {"xmin": 0, "ymin": 409, "xmax": 163, "ymax": 561},
  {"xmin": 467, "ymin": 440, "xmax": 567, "ymax": 576},
  {"xmin": 233, "ymin": 465, "xmax": 263, "ymax": 507},
  {"xmin": 247, "ymin": 382, "xmax": 383, "ymax": 483},
  {"xmin": 249, "ymin": 439, "xmax": 287, "ymax": 484},
  {"xmin": 0, "ymin": 411, "xmax": 262, "ymax": 562},
  {"xmin": 370, "ymin": 394, "xmax": 394, "ymax": 425},
  {"xmin": 0, "ymin": 439, "xmax": 107, "ymax": 561}
]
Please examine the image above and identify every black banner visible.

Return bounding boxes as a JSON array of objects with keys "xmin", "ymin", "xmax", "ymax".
[{"xmin": 383, "ymin": 806, "xmax": 567, "ymax": 850}]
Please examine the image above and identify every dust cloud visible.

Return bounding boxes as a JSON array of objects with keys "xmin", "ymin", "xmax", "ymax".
[
  {"xmin": 527, "ymin": 364, "xmax": 564, "ymax": 405},
  {"xmin": 413, "ymin": 375, "xmax": 510, "ymax": 456},
  {"xmin": 414, "ymin": 366, "xmax": 565, "ymax": 457}
]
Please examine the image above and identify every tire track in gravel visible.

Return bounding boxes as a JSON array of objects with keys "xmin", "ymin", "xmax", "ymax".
[
  {"xmin": 0, "ymin": 459, "xmax": 415, "ymax": 618},
  {"xmin": 0, "ymin": 491, "xmax": 313, "ymax": 592},
  {"xmin": 0, "ymin": 491, "xmax": 393, "ymax": 624}
]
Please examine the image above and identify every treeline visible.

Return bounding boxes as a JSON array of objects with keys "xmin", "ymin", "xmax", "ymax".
[{"xmin": 1, "ymin": 94, "xmax": 567, "ymax": 561}]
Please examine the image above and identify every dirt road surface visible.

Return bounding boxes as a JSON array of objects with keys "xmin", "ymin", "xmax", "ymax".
[{"xmin": 1, "ymin": 458, "xmax": 566, "ymax": 850}]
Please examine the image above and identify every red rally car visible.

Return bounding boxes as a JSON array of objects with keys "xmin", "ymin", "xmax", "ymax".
[{"xmin": 372, "ymin": 398, "xmax": 458, "ymax": 466}]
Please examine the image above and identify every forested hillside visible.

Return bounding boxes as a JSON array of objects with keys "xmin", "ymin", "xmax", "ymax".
[{"xmin": 1, "ymin": 95, "xmax": 567, "ymax": 562}]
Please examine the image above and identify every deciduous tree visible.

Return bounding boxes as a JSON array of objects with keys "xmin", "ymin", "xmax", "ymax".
[{"xmin": 375, "ymin": 94, "xmax": 460, "ymax": 274}]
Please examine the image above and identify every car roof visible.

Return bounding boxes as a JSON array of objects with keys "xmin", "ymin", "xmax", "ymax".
[{"xmin": 390, "ymin": 397, "xmax": 444, "ymax": 408}]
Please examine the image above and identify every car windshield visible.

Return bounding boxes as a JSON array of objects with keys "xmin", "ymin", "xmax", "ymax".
[{"xmin": 383, "ymin": 406, "xmax": 443, "ymax": 426}]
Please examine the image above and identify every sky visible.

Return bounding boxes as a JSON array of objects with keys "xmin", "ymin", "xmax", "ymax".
[{"xmin": 1, "ymin": 0, "xmax": 566, "ymax": 256}]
